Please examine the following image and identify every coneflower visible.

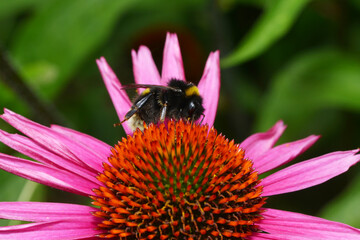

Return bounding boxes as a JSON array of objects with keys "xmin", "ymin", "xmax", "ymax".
[
  {"xmin": 92, "ymin": 120, "xmax": 264, "ymax": 239},
  {"xmin": 0, "ymin": 33, "xmax": 359, "ymax": 240}
]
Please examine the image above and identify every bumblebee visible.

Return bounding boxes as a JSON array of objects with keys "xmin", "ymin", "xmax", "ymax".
[{"xmin": 121, "ymin": 79, "xmax": 205, "ymax": 131}]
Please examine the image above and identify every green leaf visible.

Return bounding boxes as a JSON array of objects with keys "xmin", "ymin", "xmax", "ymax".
[
  {"xmin": 221, "ymin": 0, "xmax": 311, "ymax": 67},
  {"xmin": 319, "ymin": 172, "xmax": 360, "ymax": 228},
  {"xmin": 0, "ymin": 0, "xmax": 45, "ymax": 19},
  {"xmin": 11, "ymin": 0, "xmax": 137, "ymax": 99},
  {"xmin": 255, "ymin": 49, "xmax": 360, "ymax": 133}
]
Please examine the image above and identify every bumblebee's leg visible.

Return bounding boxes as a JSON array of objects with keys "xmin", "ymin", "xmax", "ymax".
[
  {"xmin": 120, "ymin": 108, "xmax": 137, "ymax": 124},
  {"xmin": 158, "ymin": 91, "xmax": 169, "ymax": 122},
  {"xmin": 114, "ymin": 108, "xmax": 137, "ymax": 127},
  {"xmin": 159, "ymin": 102, "xmax": 168, "ymax": 122},
  {"xmin": 189, "ymin": 113, "xmax": 205, "ymax": 128},
  {"xmin": 119, "ymin": 92, "xmax": 154, "ymax": 124},
  {"xmin": 199, "ymin": 113, "xmax": 205, "ymax": 124}
]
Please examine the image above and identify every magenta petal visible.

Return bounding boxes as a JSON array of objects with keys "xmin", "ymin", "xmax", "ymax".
[
  {"xmin": 197, "ymin": 51, "xmax": 220, "ymax": 127},
  {"xmin": 0, "ymin": 130, "xmax": 98, "ymax": 183},
  {"xmin": 254, "ymin": 208, "xmax": 360, "ymax": 239},
  {"xmin": 0, "ymin": 153, "xmax": 96, "ymax": 196},
  {"xmin": 0, "ymin": 202, "xmax": 96, "ymax": 222},
  {"xmin": 1, "ymin": 109, "xmax": 79, "ymax": 164},
  {"xmin": 96, "ymin": 57, "xmax": 133, "ymax": 135},
  {"xmin": 240, "ymin": 121, "xmax": 286, "ymax": 162},
  {"xmin": 249, "ymin": 234, "xmax": 279, "ymax": 239},
  {"xmin": 0, "ymin": 220, "xmax": 102, "ymax": 240},
  {"xmin": 41, "ymin": 128, "xmax": 107, "ymax": 173},
  {"xmin": 262, "ymin": 150, "xmax": 360, "ymax": 196},
  {"xmin": 51, "ymin": 125, "xmax": 111, "ymax": 160},
  {"xmin": 132, "ymin": 46, "xmax": 161, "ymax": 91},
  {"xmin": 255, "ymin": 135, "xmax": 320, "ymax": 174},
  {"xmin": 76, "ymin": 238, "xmax": 99, "ymax": 240},
  {"xmin": 76, "ymin": 238, "xmax": 100, "ymax": 240},
  {"xmin": 161, "ymin": 33, "xmax": 186, "ymax": 84},
  {"xmin": 1, "ymin": 109, "xmax": 104, "ymax": 173}
]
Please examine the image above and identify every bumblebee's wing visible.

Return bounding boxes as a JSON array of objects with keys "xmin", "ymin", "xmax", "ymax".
[{"xmin": 121, "ymin": 84, "xmax": 182, "ymax": 92}]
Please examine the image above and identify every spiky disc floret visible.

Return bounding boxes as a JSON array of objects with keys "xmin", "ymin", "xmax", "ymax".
[{"xmin": 92, "ymin": 120, "xmax": 265, "ymax": 239}]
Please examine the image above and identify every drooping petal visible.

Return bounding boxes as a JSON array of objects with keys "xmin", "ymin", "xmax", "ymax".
[
  {"xmin": 253, "ymin": 208, "xmax": 360, "ymax": 240},
  {"xmin": 0, "ymin": 130, "xmax": 98, "ymax": 183},
  {"xmin": 0, "ymin": 153, "xmax": 96, "ymax": 196},
  {"xmin": 161, "ymin": 33, "xmax": 186, "ymax": 84},
  {"xmin": 262, "ymin": 150, "xmax": 360, "ymax": 196},
  {"xmin": 96, "ymin": 57, "xmax": 133, "ymax": 135},
  {"xmin": 255, "ymin": 135, "xmax": 320, "ymax": 174},
  {"xmin": 240, "ymin": 121, "xmax": 286, "ymax": 161},
  {"xmin": 1, "ymin": 109, "xmax": 79, "ymax": 165},
  {"xmin": 132, "ymin": 46, "xmax": 161, "ymax": 91},
  {"xmin": 40, "ymin": 129, "xmax": 106, "ymax": 173},
  {"xmin": 197, "ymin": 51, "xmax": 220, "ymax": 127},
  {"xmin": 0, "ymin": 202, "xmax": 96, "ymax": 222},
  {"xmin": 249, "ymin": 234, "xmax": 279, "ymax": 239},
  {"xmin": 76, "ymin": 238, "xmax": 99, "ymax": 240},
  {"xmin": 50, "ymin": 124, "xmax": 111, "ymax": 161},
  {"xmin": 76, "ymin": 238, "xmax": 100, "ymax": 240},
  {"xmin": 0, "ymin": 220, "xmax": 103, "ymax": 240},
  {"xmin": 1, "ymin": 109, "xmax": 104, "ymax": 173}
]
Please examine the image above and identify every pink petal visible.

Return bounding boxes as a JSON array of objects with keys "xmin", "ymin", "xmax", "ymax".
[
  {"xmin": 1, "ymin": 109, "xmax": 104, "ymax": 173},
  {"xmin": 1, "ymin": 109, "xmax": 79, "ymax": 165},
  {"xmin": 0, "ymin": 220, "xmax": 102, "ymax": 240},
  {"xmin": 255, "ymin": 135, "xmax": 320, "ymax": 174},
  {"xmin": 253, "ymin": 208, "xmax": 360, "ymax": 239},
  {"xmin": 96, "ymin": 57, "xmax": 133, "ymax": 135},
  {"xmin": 240, "ymin": 121, "xmax": 286, "ymax": 161},
  {"xmin": 0, "ymin": 130, "xmax": 98, "ymax": 183},
  {"xmin": 0, "ymin": 153, "xmax": 96, "ymax": 196},
  {"xmin": 197, "ymin": 51, "xmax": 220, "ymax": 127},
  {"xmin": 50, "ymin": 124, "xmax": 111, "ymax": 161},
  {"xmin": 0, "ymin": 202, "xmax": 96, "ymax": 222},
  {"xmin": 76, "ymin": 238, "xmax": 100, "ymax": 240},
  {"xmin": 41, "ymin": 129, "xmax": 107, "ymax": 173},
  {"xmin": 249, "ymin": 234, "xmax": 279, "ymax": 239},
  {"xmin": 161, "ymin": 33, "xmax": 186, "ymax": 84},
  {"xmin": 132, "ymin": 46, "xmax": 161, "ymax": 91},
  {"xmin": 262, "ymin": 150, "xmax": 360, "ymax": 196}
]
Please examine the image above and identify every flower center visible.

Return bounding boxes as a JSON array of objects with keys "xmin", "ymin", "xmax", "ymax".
[{"xmin": 91, "ymin": 120, "xmax": 265, "ymax": 239}]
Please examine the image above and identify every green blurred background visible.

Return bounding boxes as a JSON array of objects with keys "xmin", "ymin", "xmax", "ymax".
[{"xmin": 0, "ymin": 0, "xmax": 359, "ymax": 228}]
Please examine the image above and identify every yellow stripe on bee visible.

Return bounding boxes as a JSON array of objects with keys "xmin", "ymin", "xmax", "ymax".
[
  {"xmin": 142, "ymin": 88, "xmax": 151, "ymax": 95},
  {"xmin": 185, "ymin": 86, "xmax": 200, "ymax": 97}
]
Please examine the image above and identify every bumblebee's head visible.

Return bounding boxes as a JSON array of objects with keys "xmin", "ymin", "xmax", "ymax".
[
  {"xmin": 167, "ymin": 79, "xmax": 205, "ymax": 121},
  {"xmin": 183, "ymin": 85, "xmax": 204, "ymax": 120},
  {"xmin": 184, "ymin": 95, "xmax": 204, "ymax": 120}
]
